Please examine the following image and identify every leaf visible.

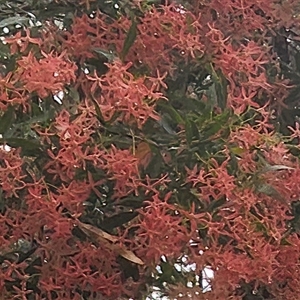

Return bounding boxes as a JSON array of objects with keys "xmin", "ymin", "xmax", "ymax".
[
  {"xmin": 77, "ymin": 221, "xmax": 118, "ymax": 243},
  {"xmin": 107, "ymin": 110, "xmax": 122, "ymax": 125},
  {"xmin": 0, "ymin": 106, "xmax": 14, "ymax": 135},
  {"xmin": 255, "ymin": 153, "xmax": 295, "ymax": 173},
  {"xmin": 101, "ymin": 211, "xmax": 138, "ymax": 230},
  {"xmin": 256, "ymin": 183, "xmax": 286, "ymax": 203},
  {"xmin": 135, "ymin": 141, "xmax": 153, "ymax": 168},
  {"xmin": 121, "ymin": 19, "xmax": 137, "ymax": 60},
  {"xmin": 203, "ymin": 83, "xmax": 218, "ymax": 107},
  {"xmin": 91, "ymin": 97, "xmax": 106, "ymax": 125},
  {"xmin": 201, "ymin": 110, "xmax": 230, "ymax": 138},
  {"xmin": 185, "ymin": 118, "xmax": 199, "ymax": 146},
  {"xmin": 253, "ymin": 220, "xmax": 269, "ymax": 237},
  {"xmin": 0, "ymin": 16, "xmax": 29, "ymax": 27},
  {"xmin": 280, "ymin": 237, "xmax": 293, "ymax": 246},
  {"xmin": 118, "ymin": 195, "xmax": 144, "ymax": 208},
  {"xmin": 0, "ymin": 188, "xmax": 4, "ymax": 214},
  {"xmin": 67, "ymin": 87, "xmax": 80, "ymax": 103},
  {"xmin": 294, "ymin": 51, "xmax": 300, "ymax": 73},
  {"xmin": 157, "ymin": 101, "xmax": 185, "ymax": 125},
  {"xmin": 158, "ymin": 261, "xmax": 183, "ymax": 285},
  {"xmin": 158, "ymin": 115, "xmax": 176, "ymax": 135},
  {"xmin": 230, "ymin": 146, "xmax": 246, "ymax": 156},
  {"xmin": 0, "ymin": 42, "xmax": 11, "ymax": 59},
  {"xmin": 0, "ymin": 138, "xmax": 42, "ymax": 156},
  {"xmin": 93, "ymin": 48, "xmax": 117, "ymax": 62},
  {"xmin": 205, "ymin": 63, "xmax": 228, "ymax": 110},
  {"xmin": 207, "ymin": 197, "xmax": 227, "ymax": 213},
  {"xmin": 117, "ymin": 248, "xmax": 144, "ymax": 266},
  {"xmin": 214, "ymin": 69, "xmax": 228, "ymax": 110},
  {"xmin": 261, "ymin": 164, "xmax": 295, "ymax": 172},
  {"xmin": 77, "ymin": 221, "xmax": 144, "ymax": 265},
  {"xmin": 144, "ymin": 153, "xmax": 164, "ymax": 178}
]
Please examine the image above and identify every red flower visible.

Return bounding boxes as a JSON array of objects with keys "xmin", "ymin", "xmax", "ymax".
[
  {"xmin": 87, "ymin": 60, "xmax": 166, "ymax": 128},
  {"xmin": 186, "ymin": 158, "xmax": 236, "ymax": 202},
  {"xmin": 6, "ymin": 28, "xmax": 42, "ymax": 55},
  {"xmin": 0, "ymin": 148, "xmax": 26, "ymax": 197},
  {"xmin": 288, "ymin": 122, "xmax": 300, "ymax": 143},
  {"xmin": 16, "ymin": 51, "xmax": 77, "ymax": 98},
  {"xmin": 99, "ymin": 145, "xmax": 140, "ymax": 198},
  {"xmin": 132, "ymin": 193, "xmax": 191, "ymax": 264}
]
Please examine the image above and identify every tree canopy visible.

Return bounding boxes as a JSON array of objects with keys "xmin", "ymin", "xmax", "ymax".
[{"xmin": 1, "ymin": 0, "xmax": 300, "ymax": 299}]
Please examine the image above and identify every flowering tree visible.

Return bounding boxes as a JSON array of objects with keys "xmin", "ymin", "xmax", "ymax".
[{"xmin": 1, "ymin": 0, "xmax": 300, "ymax": 299}]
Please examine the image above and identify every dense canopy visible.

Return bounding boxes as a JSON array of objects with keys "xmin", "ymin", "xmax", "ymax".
[{"xmin": 1, "ymin": 0, "xmax": 300, "ymax": 299}]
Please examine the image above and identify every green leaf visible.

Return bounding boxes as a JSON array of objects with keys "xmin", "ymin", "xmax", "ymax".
[
  {"xmin": 201, "ymin": 110, "xmax": 230, "ymax": 138},
  {"xmin": 118, "ymin": 195, "xmax": 144, "ymax": 208},
  {"xmin": 0, "ymin": 42, "xmax": 11, "ymax": 60},
  {"xmin": 185, "ymin": 118, "xmax": 199, "ymax": 146},
  {"xmin": 158, "ymin": 261, "xmax": 183, "ymax": 285},
  {"xmin": 280, "ymin": 237, "xmax": 293, "ymax": 246},
  {"xmin": 230, "ymin": 146, "xmax": 246, "ymax": 156},
  {"xmin": 214, "ymin": 69, "xmax": 228, "ymax": 110},
  {"xmin": 101, "ymin": 211, "xmax": 138, "ymax": 231},
  {"xmin": 205, "ymin": 63, "xmax": 228, "ymax": 110},
  {"xmin": 294, "ymin": 51, "xmax": 300, "ymax": 73},
  {"xmin": 207, "ymin": 197, "xmax": 227, "ymax": 213},
  {"xmin": 91, "ymin": 97, "xmax": 106, "ymax": 125},
  {"xmin": 255, "ymin": 183, "xmax": 286, "ymax": 203},
  {"xmin": 0, "ymin": 138, "xmax": 42, "ymax": 156},
  {"xmin": 107, "ymin": 110, "xmax": 122, "ymax": 125},
  {"xmin": 0, "ymin": 106, "xmax": 14, "ymax": 135},
  {"xmin": 67, "ymin": 87, "xmax": 80, "ymax": 103},
  {"xmin": 203, "ymin": 83, "xmax": 218, "ymax": 108},
  {"xmin": 157, "ymin": 101, "xmax": 185, "ymax": 124},
  {"xmin": 251, "ymin": 219, "xmax": 268, "ymax": 236},
  {"xmin": 144, "ymin": 153, "xmax": 163, "ymax": 178},
  {"xmin": 158, "ymin": 115, "xmax": 176, "ymax": 135},
  {"xmin": 121, "ymin": 19, "xmax": 137, "ymax": 60}
]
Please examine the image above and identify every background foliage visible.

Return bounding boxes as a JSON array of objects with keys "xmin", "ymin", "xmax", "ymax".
[{"xmin": 1, "ymin": 0, "xmax": 300, "ymax": 299}]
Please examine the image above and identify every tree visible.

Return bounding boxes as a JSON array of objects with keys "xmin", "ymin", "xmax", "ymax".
[{"xmin": 1, "ymin": 0, "xmax": 300, "ymax": 299}]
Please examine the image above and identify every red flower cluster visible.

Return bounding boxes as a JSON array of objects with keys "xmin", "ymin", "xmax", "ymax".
[
  {"xmin": 16, "ymin": 51, "xmax": 77, "ymax": 98},
  {"xmin": 87, "ymin": 60, "xmax": 165, "ymax": 127},
  {"xmin": 1, "ymin": 0, "xmax": 300, "ymax": 299},
  {"xmin": 132, "ymin": 193, "xmax": 192, "ymax": 264},
  {"xmin": 0, "ymin": 148, "xmax": 25, "ymax": 197}
]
